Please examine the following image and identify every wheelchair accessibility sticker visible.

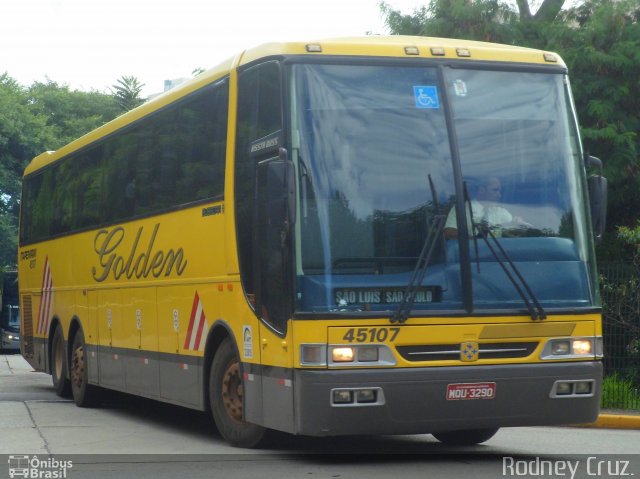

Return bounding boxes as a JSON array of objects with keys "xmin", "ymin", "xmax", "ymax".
[{"xmin": 413, "ymin": 85, "xmax": 440, "ymax": 109}]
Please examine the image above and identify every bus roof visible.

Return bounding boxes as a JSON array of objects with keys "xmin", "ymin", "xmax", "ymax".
[
  {"xmin": 238, "ymin": 35, "xmax": 564, "ymax": 67},
  {"xmin": 24, "ymin": 35, "xmax": 564, "ymax": 176}
]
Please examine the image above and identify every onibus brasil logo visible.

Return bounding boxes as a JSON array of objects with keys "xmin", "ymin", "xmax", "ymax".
[{"xmin": 8, "ymin": 455, "xmax": 73, "ymax": 478}]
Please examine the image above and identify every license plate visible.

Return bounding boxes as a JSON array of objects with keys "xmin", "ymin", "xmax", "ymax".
[{"xmin": 446, "ymin": 382, "xmax": 496, "ymax": 401}]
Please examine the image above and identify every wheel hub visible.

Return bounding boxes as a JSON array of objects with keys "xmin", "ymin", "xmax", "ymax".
[
  {"xmin": 71, "ymin": 346, "xmax": 84, "ymax": 388},
  {"xmin": 221, "ymin": 361, "xmax": 243, "ymax": 422}
]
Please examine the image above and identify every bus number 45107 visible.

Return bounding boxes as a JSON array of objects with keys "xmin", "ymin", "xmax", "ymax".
[{"xmin": 342, "ymin": 327, "xmax": 400, "ymax": 343}]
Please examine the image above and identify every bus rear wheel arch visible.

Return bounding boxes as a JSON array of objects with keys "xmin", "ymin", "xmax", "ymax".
[{"xmin": 209, "ymin": 337, "xmax": 267, "ymax": 448}]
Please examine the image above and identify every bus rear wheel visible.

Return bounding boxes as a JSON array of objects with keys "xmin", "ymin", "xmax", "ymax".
[
  {"xmin": 70, "ymin": 329, "xmax": 99, "ymax": 407},
  {"xmin": 51, "ymin": 325, "xmax": 71, "ymax": 398},
  {"xmin": 209, "ymin": 338, "xmax": 266, "ymax": 448},
  {"xmin": 432, "ymin": 428, "xmax": 499, "ymax": 445}
]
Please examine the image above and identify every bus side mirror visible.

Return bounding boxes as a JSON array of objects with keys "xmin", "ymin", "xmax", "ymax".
[{"xmin": 585, "ymin": 155, "xmax": 607, "ymax": 242}]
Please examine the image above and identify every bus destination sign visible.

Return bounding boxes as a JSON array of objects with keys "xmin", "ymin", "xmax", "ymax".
[{"xmin": 335, "ymin": 286, "xmax": 442, "ymax": 306}]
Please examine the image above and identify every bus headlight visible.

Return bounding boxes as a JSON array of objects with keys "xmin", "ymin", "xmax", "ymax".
[
  {"xmin": 357, "ymin": 346, "xmax": 379, "ymax": 362},
  {"xmin": 572, "ymin": 339, "xmax": 592, "ymax": 355},
  {"xmin": 332, "ymin": 347, "xmax": 355, "ymax": 362},
  {"xmin": 541, "ymin": 337, "xmax": 600, "ymax": 360},
  {"xmin": 328, "ymin": 344, "xmax": 396, "ymax": 367},
  {"xmin": 300, "ymin": 344, "xmax": 327, "ymax": 366},
  {"xmin": 300, "ymin": 344, "xmax": 397, "ymax": 367},
  {"xmin": 551, "ymin": 340, "xmax": 570, "ymax": 355}
]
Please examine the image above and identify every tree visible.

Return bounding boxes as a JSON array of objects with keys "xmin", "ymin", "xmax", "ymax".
[
  {"xmin": 28, "ymin": 79, "xmax": 120, "ymax": 147},
  {"xmin": 111, "ymin": 75, "xmax": 145, "ymax": 112},
  {"xmin": 555, "ymin": 1, "xmax": 640, "ymax": 250},
  {"xmin": 0, "ymin": 74, "xmax": 121, "ymax": 268},
  {"xmin": 380, "ymin": 0, "xmax": 519, "ymax": 43},
  {"xmin": 516, "ymin": 0, "xmax": 566, "ymax": 23},
  {"xmin": 380, "ymin": 0, "xmax": 571, "ymax": 43},
  {"xmin": 0, "ymin": 74, "xmax": 53, "ymax": 267}
]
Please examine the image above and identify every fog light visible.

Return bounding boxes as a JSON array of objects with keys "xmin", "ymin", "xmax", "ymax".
[
  {"xmin": 356, "ymin": 389, "xmax": 377, "ymax": 403},
  {"xmin": 552, "ymin": 340, "xmax": 571, "ymax": 355},
  {"xmin": 333, "ymin": 390, "xmax": 353, "ymax": 404},
  {"xmin": 575, "ymin": 381, "xmax": 592, "ymax": 395},
  {"xmin": 556, "ymin": 382, "xmax": 573, "ymax": 395},
  {"xmin": 572, "ymin": 339, "xmax": 592, "ymax": 355},
  {"xmin": 358, "ymin": 347, "xmax": 379, "ymax": 362},
  {"xmin": 332, "ymin": 347, "xmax": 354, "ymax": 362}
]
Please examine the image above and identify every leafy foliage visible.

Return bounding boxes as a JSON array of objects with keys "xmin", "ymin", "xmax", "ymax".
[
  {"xmin": 28, "ymin": 80, "xmax": 120, "ymax": 147},
  {"xmin": 380, "ymin": 0, "xmax": 519, "ymax": 42},
  {"xmin": 0, "ymin": 74, "xmax": 51, "ymax": 268},
  {"xmin": 111, "ymin": 75, "xmax": 145, "ymax": 112},
  {"xmin": 600, "ymin": 223, "xmax": 640, "ymax": 336},
  {"xmin": 0, "ymin": 74, "xmax": 119, "ymax": 268},
  {"xmin": 599, "ymin": 223, "xmax": 640, "ymax": 403}
]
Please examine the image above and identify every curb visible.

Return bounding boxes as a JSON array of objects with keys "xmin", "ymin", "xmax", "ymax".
[{"xmin": 576, "ymin": 414, "xmax": 640, "ymax": 430}]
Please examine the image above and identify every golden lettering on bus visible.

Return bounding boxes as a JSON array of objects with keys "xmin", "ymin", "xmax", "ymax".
[{"xmin": 92, "ymin": 223, "xmax": 187, "ymax": 282}]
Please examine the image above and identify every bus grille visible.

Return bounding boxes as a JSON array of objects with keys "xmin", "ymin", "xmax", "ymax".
[
  {"xmin": 396, "ymin": 342, "xmax": 538, "ymax": 362},
  {"xmin": 21, "ymin": 296, "xmax": 34, "ymax": 358}
]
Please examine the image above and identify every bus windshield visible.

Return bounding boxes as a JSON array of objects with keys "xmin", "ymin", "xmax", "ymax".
[
  {"xmin": 3, "ymin": 304, "xmax": 20, "ymax": 329},
  {"xmin": 291, "ymin": 63, "xmax": 597, "ymax": 314}
]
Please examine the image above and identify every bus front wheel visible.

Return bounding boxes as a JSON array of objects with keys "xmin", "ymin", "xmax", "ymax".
[
  {"xmin": 70, "ymin": 329, "xmax": 100, "ymax": 407},
  {"xmin": 51, "ymin": 325, "xmax": 71, "ymax": 398},
  {"xmin": 432, "ymin": 428, "xmax": 499, "ymax": 445},
  {"xmin": 209, "ymin": 338, "xmax": 266, "ymax": 448}
]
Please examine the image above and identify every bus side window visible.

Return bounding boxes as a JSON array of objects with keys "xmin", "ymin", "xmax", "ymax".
[
  {"xmin": 73, "ymin": 146, "xmax": 104, "ymax": 230},
  {"xmin": 21, "ymin": 170, "xmax": 53, "ymax": 244}
]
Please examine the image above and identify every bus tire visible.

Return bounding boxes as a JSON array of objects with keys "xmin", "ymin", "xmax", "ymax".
[
  {"xmin": 209, "ymin": 338, "xmax": 267, "ymax": 448},
  {"xmin": 432, "ymin": 428, "xmax": 499, "ymax": 446},
  {"xmin": 70, "ymin": 329, "xmax": 100, "ymax": 407},
  {"xmin": 51, "ymin": 325, "xmax": 71, "ymax": 398}
]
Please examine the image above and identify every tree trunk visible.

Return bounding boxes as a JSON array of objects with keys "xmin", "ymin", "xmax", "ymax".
[{"xmin": 517, "ymin": 0, "xmax": 566, "ymax": 23}]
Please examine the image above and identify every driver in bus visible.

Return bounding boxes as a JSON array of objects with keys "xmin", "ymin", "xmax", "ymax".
[{"xmin": 443, "ymin": 176, "xmax": 527, "ymax": 239}]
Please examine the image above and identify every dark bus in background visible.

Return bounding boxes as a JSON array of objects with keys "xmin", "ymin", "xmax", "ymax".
[{"xmin": 1, "ymin": 271, "xmax": 20, "ymax": 351}]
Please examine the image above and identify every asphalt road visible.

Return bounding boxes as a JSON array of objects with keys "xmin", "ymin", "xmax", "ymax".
[{"xmin": 1, "ymin": 353, "xmax": 638, "ymax": 479}]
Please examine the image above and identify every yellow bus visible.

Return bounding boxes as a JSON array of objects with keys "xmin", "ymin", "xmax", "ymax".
[{"xmin": 18, "ymin": 36, "xmax": 607, "ymax": 447}]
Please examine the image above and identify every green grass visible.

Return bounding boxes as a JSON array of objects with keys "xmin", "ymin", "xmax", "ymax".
[{"xmin": 601, "ymin": 373, "xmax": 640, "ymax": 409}]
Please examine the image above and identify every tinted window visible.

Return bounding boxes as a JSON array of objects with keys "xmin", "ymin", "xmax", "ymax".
[
  {"xmin": 235, "ymin": 62, "xmax": 283, "ymax": 296},
  {"xmin": 20, "ymin": 79, "xmax": 229, "ymax": 244}
]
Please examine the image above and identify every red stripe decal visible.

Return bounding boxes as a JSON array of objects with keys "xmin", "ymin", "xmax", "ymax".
[{"xmin": 183, "ymin": 292, "xmax": 199, "ymax": 349}]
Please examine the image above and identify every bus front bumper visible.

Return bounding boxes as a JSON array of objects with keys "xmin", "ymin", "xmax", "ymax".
[{"xmin": 293, "ymin": 361, "xmax": 602, "ymax": 436}]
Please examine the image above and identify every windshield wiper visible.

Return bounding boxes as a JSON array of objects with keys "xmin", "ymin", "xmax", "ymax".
[
  {"xmin": 464, "ymin": 183, "xmax": 546, "ymax": 321},
  {"xmin": 391, "ymin": 175, "xmax": 445, "ymax": 324}
]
